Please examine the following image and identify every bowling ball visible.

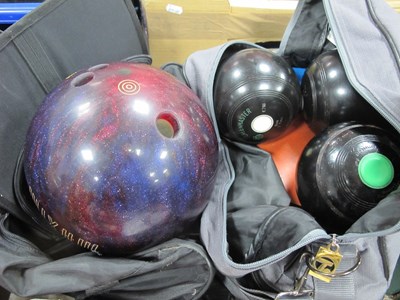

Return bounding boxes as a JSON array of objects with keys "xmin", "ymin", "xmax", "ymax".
[
  {"xmin": 297, "ymin": 122, "xmax": 400, "ymax": 233},
  {"xmin": 301, "ymin": 50, "xmax": 389, "ymax": 133},
  {"xmin": 23, "ymin": 62, "xmax": 219, "ymax": 256},
  {"xmin": 213, "ymin": 48, "xmax": 302, "ymax": 144}
]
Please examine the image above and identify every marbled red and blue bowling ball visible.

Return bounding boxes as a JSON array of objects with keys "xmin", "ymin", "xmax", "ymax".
[{"xmin": 24, "ymin": 62, "xmax": 219, "ymax": 255}]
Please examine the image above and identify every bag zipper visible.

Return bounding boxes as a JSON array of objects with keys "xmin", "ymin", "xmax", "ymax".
[{"xmin": 323, "ymin": 0, "xmax": 400, "ymax": 133}]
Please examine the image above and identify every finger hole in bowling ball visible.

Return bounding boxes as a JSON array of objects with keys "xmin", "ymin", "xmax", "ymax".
[
  {"xmin": 156, "ymin": 113, "xmax": 180, "ymax": 138},
  {"xmin": 88, "ymin": 64, "xmax": 109, "ymax": 72},
  {"xmin": 71, "ymin": 72, "xmax": 94, "ymax": 87}
]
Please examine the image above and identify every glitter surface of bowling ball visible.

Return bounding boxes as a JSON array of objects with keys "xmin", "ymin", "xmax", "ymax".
[{"xmin": 24, "ymin": 62, "xmax": 219, "ymax": 256}]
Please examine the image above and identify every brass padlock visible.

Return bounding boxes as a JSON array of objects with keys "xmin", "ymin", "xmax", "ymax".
[{"xmin": 308, "ymin": 240, "xmax": 343, "ymax": 283}]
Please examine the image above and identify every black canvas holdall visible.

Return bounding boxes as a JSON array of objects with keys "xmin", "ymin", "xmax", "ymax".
[
  {"xmin": 0, "ymin": 1, "xmax": 215, "ymax": 299},
  {"xmin": 176, "ymin": 0, "xmax": 400, "ymax": 299}
]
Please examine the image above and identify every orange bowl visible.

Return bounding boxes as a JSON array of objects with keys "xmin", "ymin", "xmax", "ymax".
[{"xmin": 258, "ymin": 117, "xmax": 315, "ymax": 206}]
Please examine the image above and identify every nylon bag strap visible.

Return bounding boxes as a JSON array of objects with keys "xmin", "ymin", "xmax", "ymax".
[
  {"xmin": 13, "ymin": 28, "xmax": 62, "ymax": 93},
  {"xmin": 313, "ymin": 244, "xmax": 358, "ymax": 300}
]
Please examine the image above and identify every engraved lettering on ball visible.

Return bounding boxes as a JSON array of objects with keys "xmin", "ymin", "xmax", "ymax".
[{"xmin": 118, "ymin": 79, "xmax": 140, "ymax": 95}]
